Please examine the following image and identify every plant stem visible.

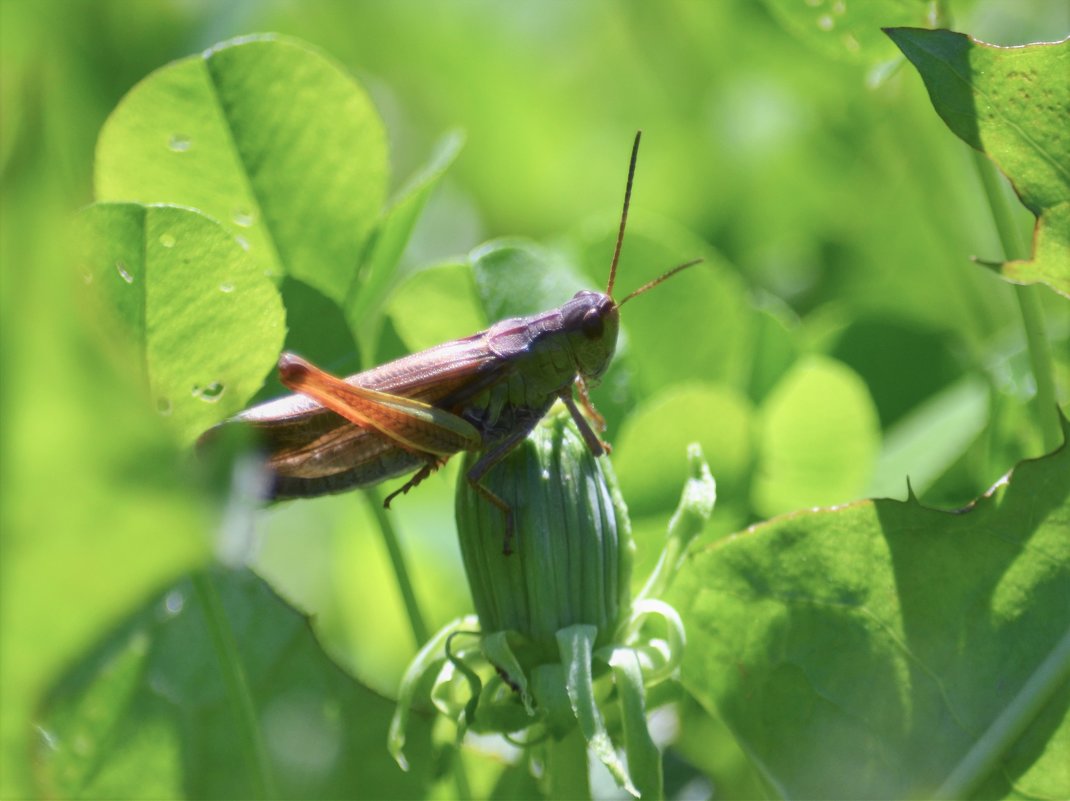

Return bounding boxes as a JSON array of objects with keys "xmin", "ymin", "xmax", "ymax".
[
  {"xmin": 971, "ymin": 150, "xmax": 1061, "ymax": 452},
  {"xmin": 363, "ymin": 489, "xmax": 430, "ymax": 646},
  {"xmin": 544, "ymin": 727, "xmax": 591, "ymax": 801},
  {"xmin": 192, "ymin": 571, "xmax": 277, "ymax": 799},
  {"xmin": 1015, "ymin": 285, "xmax": 1061, "ymax": 451},
  {"xmin": 934, "ymin": 625, "xmax": 1070, "ymax": 799},
  {"xmin": 453, "ymin": 747, "xmax": 474, "ymax": 800}
]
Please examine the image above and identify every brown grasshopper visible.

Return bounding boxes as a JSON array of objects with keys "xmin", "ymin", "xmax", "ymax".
[{"xmin": 209, "ymin": 132, "xmax": 698, "ymax": 551}]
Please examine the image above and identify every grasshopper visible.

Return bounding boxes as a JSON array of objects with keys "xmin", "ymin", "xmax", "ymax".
[{"xmin": 212, "ymin": 132, "xmax": 698, "ymax": 551}]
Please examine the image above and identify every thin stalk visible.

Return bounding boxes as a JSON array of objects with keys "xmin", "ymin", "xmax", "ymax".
[
  {"xmin": 544, "ymin": 727, "xmax": 591, "ymax": 801},
  {"xmin": 971, "ymin": 150, "xmax": 1061, "ymax": 452},
  {"xmin": 452, "ymin": 747, "xmax": 474, "ymax": 800},
  {"xmin": 930, "ymin": 0, "xmax": 951, "ymax": 28},
  {"xmin": 934, "ymin": 625, "xmax": 1070, "ymax": 799},
  {"xmin": 191, "ymin": 571, "xmax": 277, "ymax": 799},
  {"xmin": 363, "ymin": 489, "xmax": 430, "ymax": 646}
]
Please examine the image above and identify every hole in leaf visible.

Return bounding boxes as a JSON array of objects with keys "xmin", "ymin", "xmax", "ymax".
[{"xmin": 193, "ymin": 382, "xmax": 225, "ymax": 402}]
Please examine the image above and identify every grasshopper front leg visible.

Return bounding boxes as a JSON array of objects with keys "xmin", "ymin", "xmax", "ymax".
[{"xmin": 560, "ymin": 386, "xmax": 609, "ymax": 456}]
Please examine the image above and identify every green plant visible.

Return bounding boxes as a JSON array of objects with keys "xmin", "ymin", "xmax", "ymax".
[{"xmin": 3, "ymin": 4, "xmax": 1067, "ymax": 799}]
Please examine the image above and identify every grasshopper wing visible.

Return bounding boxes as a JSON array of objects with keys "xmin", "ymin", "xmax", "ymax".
[{"xmin": 210, "ymin": 333, "xmax": 508, "ymax": 498}]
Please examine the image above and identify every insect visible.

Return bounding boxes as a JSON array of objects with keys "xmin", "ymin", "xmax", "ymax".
[{"xmin": 209, "ymin": 131, "xmax": 699, "ymax": 551}]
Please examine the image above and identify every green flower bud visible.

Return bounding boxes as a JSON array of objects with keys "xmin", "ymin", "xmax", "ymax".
[
  {"xmin": 390, "ymin": 402, "xmax": 714, "ymax": 800},
  {"xmin": 455, "ymin": 402, "xmax": 633, "ymax": 658}
]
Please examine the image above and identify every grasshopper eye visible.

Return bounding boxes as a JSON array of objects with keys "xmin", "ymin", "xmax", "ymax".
[{"xmin": 581, "ymin": 308, "xmax": 604, "ymax": 339}]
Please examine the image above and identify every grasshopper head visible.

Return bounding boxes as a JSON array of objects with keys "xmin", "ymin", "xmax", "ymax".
[{"xmin": 562, "ymin": 289, "xmax": 620, "ymax": 384}]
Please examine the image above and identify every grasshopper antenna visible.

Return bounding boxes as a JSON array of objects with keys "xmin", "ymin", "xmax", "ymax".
[
  {"xmin": 606, "ymin": 130, "xmax": 642, "ymax": 300},
  {"xmin": 617, "ymin": 259, "xmax": 703, "ymax": 307}
]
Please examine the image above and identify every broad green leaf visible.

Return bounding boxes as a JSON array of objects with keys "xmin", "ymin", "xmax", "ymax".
[
  {"xmin": 753, "ymin": 355, "xmax": 881, "ymax": 517},
  {"xmin": 347, "ymin": 130, "xmax": 464, "ymax": 352},
  {"xmin": 250, "ymin": 276, "xmax": 361, "ymax": 406},
  {"xmin": 615, "ymin": 383, "xmax": 753, "ymax": 520},
  {"xmin": 34, "ymin": 569, "xmax": 434, "ymax": 799},
  {"xmin": 471, "ymin": 238, "xmax": 588, "ymax": 320},
  {"xmin": 2, "ymin": 308, "xmax": 212, "ymax": 798},
  {"xmin": 763, "ymin": 0, "xmax": 931, "ymax": 64},
  {"xmin": 887, "ymin": 29, "xmax": 1070, "ymax": 297},
  {"xmin": 95, "ymin": 34, "xmax": 387, "ymax": 304},
  {"xmin": 78, "ymin": 203, "xmax": 285, "ymax": 444},
  {"xmin": 385, "ymin": 261, "xmax": 486, "ymax": 354},
  {"xmin": 670, "ymin": 422, "xmax": 1070, "ymax": 799}
]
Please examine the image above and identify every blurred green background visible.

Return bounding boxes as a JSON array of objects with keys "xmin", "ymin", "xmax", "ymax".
[{"xmin": 2, "ymin": 0, "xmax": 1067, "ymax": 797}]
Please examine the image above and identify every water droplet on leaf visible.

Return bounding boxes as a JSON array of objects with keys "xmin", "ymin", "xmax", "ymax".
[
  {"xmin": 115, "ymin": 260, "xmax": 134, "ymax": 283},
  {"xmin": 159, "ymin": 233, "xmax": 176, "ymax": 248},
  {"xmin": 233, "ymin": 208, "xmax": 256, "ymax": 227},
  {"xmin": 163, "ymin": 590, "xmax": 185, "ymax": 616},
  {"xmin": 168, "ymin": 134, "xmax": 191, "ymax": 152}
]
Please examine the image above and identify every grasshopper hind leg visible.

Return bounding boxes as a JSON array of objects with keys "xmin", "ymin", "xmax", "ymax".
[
  {"xmin": 465, "ymin": 423, "xmax": 541, "ymax": 556},
  {"xmin": 383, "ymin": 455, "xmax": 450, "ymax": 508},
  {"xmin": 469, "ymin": 480, "xmax": 515, "ymax": 556}
]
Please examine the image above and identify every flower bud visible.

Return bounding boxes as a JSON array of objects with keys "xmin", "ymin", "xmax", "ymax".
[{"xmin": 455, "ymin": 402, "xmax": 633, "ymax": 658}]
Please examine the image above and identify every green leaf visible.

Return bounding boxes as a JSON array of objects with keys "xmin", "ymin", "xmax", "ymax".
[
  {"xmin": 95, "ymin": 34, "xmax": 387, "ymax": 304},
  {"xmin": 746, "ymin": 305, "xmax": 799, "ymax": 404},
  {"xmin": 2, "ymin": 304, "xmax": 212, "ymax": 797},
  {"xmin": 347, "ymin": 130, "xmax": 464, "ymax": 353},
  {"xmin": 615, "ymin": 384, "xmax": 752, "ymax": 520},
  {"xmin": 606, "ymin": 648, "xmax": 663, "ymax": 801},
  {"xmin": 385, "ymin": 261, "xmax": 487, "ymax": 354},
  {"xmin": 78, "ymin": 203, "xmax": 286, "ymax": 443},
  {"xmin": 763, "ymin": 0, "xmax": 932, "ymax": 64},
  {"xmin": 250, "ymin": 276, "xmax": 361, "ymax": 406},
  {"xmin": 670, "ymin": 422, "xmax": 1070, "ymax": 799},
  {"xmin": 828, "ymin": 317, "xmax": 966, "ymax": 429},
  {"xmin": 35, "ymin": 569, "xmax": 435, "ymax": 799},
  {"xmin": 752, "ymin": 355, "xmax": 881, "ymax": 517},
  {"xmin": 389, "ymin": 615, "xmax": 479, "ymax": 770},
  {"xmin": 556, "ymin": 625, "xmax": 638, "ymax": 797},
  {"xmin": 886, "ymin": 29, "xmax": 1070, "ymax": 297},
  {"xmin": 471, "ymin": 238, "xmax": 589, "ymax": 321}
]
